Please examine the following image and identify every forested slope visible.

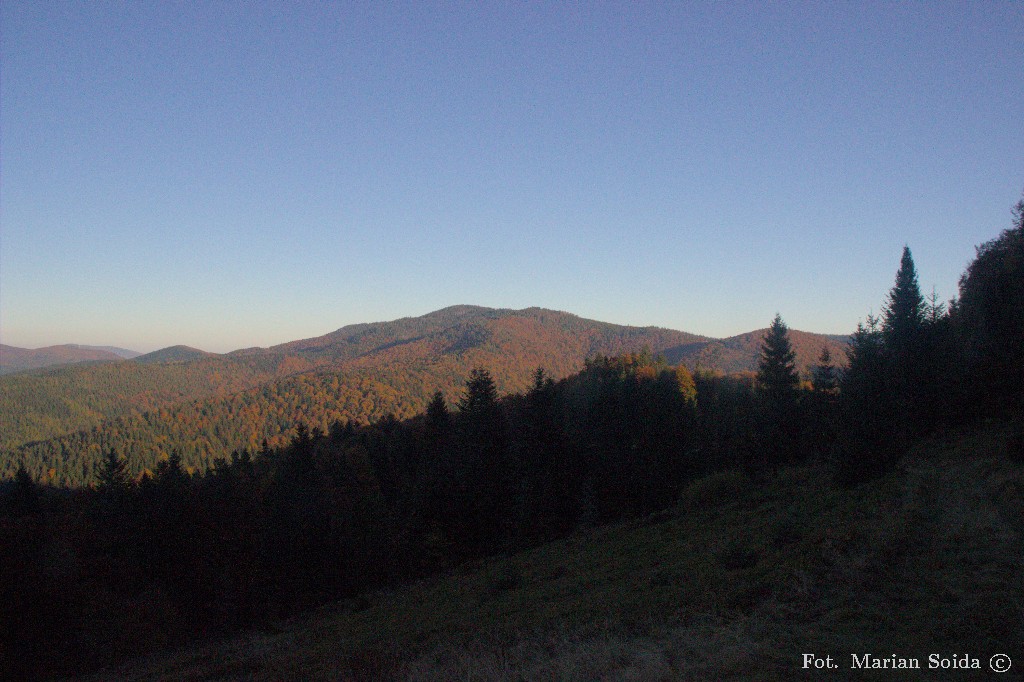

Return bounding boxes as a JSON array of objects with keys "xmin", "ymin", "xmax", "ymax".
[
  {"xmin": 0, "ymin": 353, "xmax": 322, "ymax": 452},
  {"xmin": 0, "ymin": 344, "xmax": 126, "ymax": 374}
]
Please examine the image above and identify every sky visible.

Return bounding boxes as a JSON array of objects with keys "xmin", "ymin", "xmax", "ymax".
[{"xmin": 2, "ymin": 2, "xmax": 1022, "ymax": 353}]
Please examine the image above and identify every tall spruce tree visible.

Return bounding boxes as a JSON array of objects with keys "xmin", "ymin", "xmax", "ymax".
[
  {"xmin": 755, "ymin": 314, "xmax": 801, "ymax": 467},
  {"xmin": 97, "ymin": 448, "xmax": 130, "ymax": 490},
  {"xmin": 836, "ymin": 314, "xmax": 893, "ymax": 483},
  {"xmin": 426, "ymin": 390, "xmax": 451, "ymax": 433},
  {"xmin": 757, "ymin": 314, "xmax": 799, "ymax": 403},
  {"xmin": 881, "ymin": 246, "xmax": 927, "ymax": 444},
  {"xmin": 882, "ymin": 246, "xmax": 926, "ymax": 353},
  {"xmin": 811, "ymin": 346, "xmax": 838, "ymax": 394},
  {"xmin": 455, "ymin": 368, "xmax": 510, "ymax": 549}
]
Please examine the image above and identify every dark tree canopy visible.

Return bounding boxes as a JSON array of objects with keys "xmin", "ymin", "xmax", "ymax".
[{"xmin": 955, "ymin": 196, "xmax": 1024, "ymax": 414}]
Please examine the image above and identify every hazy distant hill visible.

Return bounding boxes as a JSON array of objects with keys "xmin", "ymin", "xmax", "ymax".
[
  {"xmin": 134, "ymin": 345, "xmax": 219, "ymax": 364},
  {"xmin": 0, "ymin": 344, "xmax": 129, "ymax": 374},
  {"xmin": 73, "ymin": 344, "xmax": 142, "ymax": 360},
  {"xmin": 1, "ymin": 306, "xmax": 849, "ymax": 484}
]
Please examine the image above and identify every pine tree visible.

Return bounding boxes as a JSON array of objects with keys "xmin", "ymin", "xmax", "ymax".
[
  {"xmin": 458, "ymin": 368, "xmax": 500, "ymax": 418},
  {"xmin": 455, "ymin": 368, "xmax": 510, "ymax": 550},
  {"xmin": 8, "ymin": 465, "xmax": 41, "ymax": 517},
  {"xmin": 755, "ymin": 314, "xmax": 801, "ymax": 467},
  {"xmin": 757, "ymin": 314, "xmax": 799, "ymax": 403},
  {"xmin": 881, "ymin": 246, "xmax": 928, "ymax": 443},
  {"xmin": 882, "ymin": 246, "xmax": 926, "ymax": 353},
  {"xmin": 925, "ymin": 286, "xmax": 947, "ymax": 326},
  {"xmin": 811, "ymin": 346, "xmax": 838, "ymax": 394},
  {"xmin": 425, "ymin": 391, "xmax": 451, "ymax": 433},
  {"xmin": 97, "ymin": 449, "xmax": 130, "ymax": 490},
  {"xmin": 836, "ymin": 315, "xmax": 894, "ymax": 483}
]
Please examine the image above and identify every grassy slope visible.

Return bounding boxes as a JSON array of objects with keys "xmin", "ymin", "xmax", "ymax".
[{"xmin": 87, "ymin": 425, "xmax": 1024, "ymax": 681}]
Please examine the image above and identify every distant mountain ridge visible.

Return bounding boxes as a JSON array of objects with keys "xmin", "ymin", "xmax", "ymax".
[
  {"xmin": 0, "ymin": 344, "xmax": 136, "ymax": 375},
  {"xmin": 1, "ymin": 306, "xmax": 850, "ymax": 484},
  {"xmin": 71, "ymin": 344, "xmax": 142, "ymax": 359}
]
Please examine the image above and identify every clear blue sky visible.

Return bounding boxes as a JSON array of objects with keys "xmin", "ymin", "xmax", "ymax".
[{"xmin": 2, "ymin": 1, "xmax": 1021, "ymax": 353}]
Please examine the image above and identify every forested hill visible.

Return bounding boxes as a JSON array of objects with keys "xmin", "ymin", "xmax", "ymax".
[
  {"xmin": 1, "ymin": 306, "xmax": 845, "ymax": 485},
  {"xmin": 0, "ymin": 344, "xmax": 131, "ymax": 375},
  {"xmin": 665, "ymin": 329, "xmax": 850, "ymax": 375},
  {"xmin": 134, "ymin": 345, "xmax": 218, "ymax": 364}
]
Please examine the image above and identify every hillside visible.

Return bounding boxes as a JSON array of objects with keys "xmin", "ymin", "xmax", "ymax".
[
  {"xmin": 0, "ymin": 353, "xmax": 325, "ymax": 454},
  {"xmin": 74, "ymin": 345, "xmax": 142, "ymax": 360},
  {"xmin": 88, "ymin": 425, "xmax": 1023, "ymax": 680},
  {"xmin": 1, "ymin": 307, "xmax": 845, "ymax": 484},
  {"xmin": 0, "ymin": 344, "xmax": 128, "ymax": 374},
  {"xmin": 134, "ymin": 345, "xmax": 218, "ymax": 364},
  {"xmin": 666, "ymin": 328, "xmax": 848, "ymax": 375}
]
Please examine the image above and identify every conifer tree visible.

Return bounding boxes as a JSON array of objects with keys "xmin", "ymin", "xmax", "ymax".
[
  {"xmin": 455, "ymin": 368, "xmax": 510, "ymax": 549},
  {"xmin": 97, "ymin": 448, "xmax": 130, "ymax": 490},
  {"xmin": 882, "ymin": 246, "xmax": 926, "ymax": 353},
  {"xmin": 811, "ymin": 347, "xmax": 838, "ymax": 394},
  {"xmin": 755, "ymin": 314, "xmax": 801, "ymax": 466},
  {"xmin": 425, "ymin": 391, "xmax": 451, "ymax": 433},
  {"xmin": 757, "ymin": 314, "xmax": 799, "ymax": 404},
  {"xmin": 8, "ymin": 465, "xmax": 41, "ymax": 517},
  {"xmin": 881, "ymin": 246, "xmax": 928, "ymax": 443},
  {"xmin": 458, "ymin": 368, "xmax": 500, "ymax": 419},
  {"xmin": 836, "ymin": 315, "xmax": 895, "ymax": 483},
  {"xmin": 955, "ymin": 196, "xmax": 1024, "ymax": 416},
  {"xmin": 926, "ymin": 286, "xmax": 947, "ymax": 326}
]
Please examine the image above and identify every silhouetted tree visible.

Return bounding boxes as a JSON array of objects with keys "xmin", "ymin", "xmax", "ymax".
[
  {"xmin": 6, "ymin": 465, "xmax": 41, "ymax": 517},
  {"xmin": 811, "ymin": 347, "xmax": 838, "ymax": 394},
  {"xmin": 454, "ymin": 368, "xmax": 510, "ymax": 550},
  {"xmin": 757, "ymin": 314, "xmax": 799, "ymax": 402},
  {"xmin": 881, "ymin": 246, "xmax": 928, "ymax": 445},
  {"xmin": 926, "ymin": 286, "xmax": 947, "ymax": 326},
  {"xmin": 882, "ymin": 246, "xmax": 927, "ymax": 352},
  {"xmin": 755, "ymin": 314, "xmax": 801, "ymax": 467},
  {"xmin": 96, "ymin": 448, "xmax": 130, "ymax": 490},
  {"xmin": 425, "ymin": 391, "xmax": 451, "ymax": 434},
  {"xmin": 836, "ymin": 315, "xmax": 893, "ymax": 483},
  {"xmin": 805, "ymin": 346, "xmax": 840, "ymax": 459}
]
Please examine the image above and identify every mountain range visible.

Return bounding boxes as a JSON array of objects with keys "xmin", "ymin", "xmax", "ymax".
[{"xmin": 0, "ymin": 306, "xmax": 849, "ymax": 484}]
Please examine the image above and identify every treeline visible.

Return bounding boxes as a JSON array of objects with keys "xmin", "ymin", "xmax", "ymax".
[{"xmin": 1, "ymin": 198, "xmax": 1021, "ymax": 679}]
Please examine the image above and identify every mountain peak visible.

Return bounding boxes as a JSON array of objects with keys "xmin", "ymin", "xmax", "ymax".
[{"xmin": 134, "ymin": 345, "xmax": 217, "ymax": 364}]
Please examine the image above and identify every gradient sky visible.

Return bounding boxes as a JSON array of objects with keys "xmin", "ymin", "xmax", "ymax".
[{"xmin": 2, "ymin": 2, "xmax": 1022, "ymax": 353}]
